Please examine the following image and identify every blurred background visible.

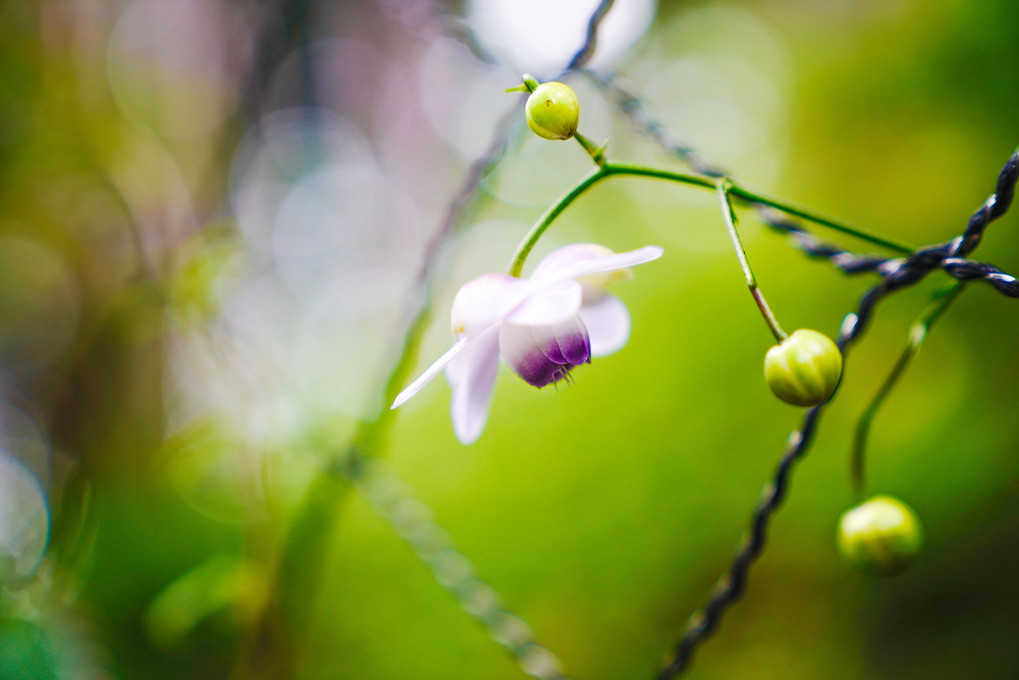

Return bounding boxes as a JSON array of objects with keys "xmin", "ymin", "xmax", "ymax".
[{"xmin": 0, "ymin": 0, "xmax": 1018, "ymax": 678}]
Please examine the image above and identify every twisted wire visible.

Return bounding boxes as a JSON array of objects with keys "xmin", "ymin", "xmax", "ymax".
[
  {"xmin": 755, "ymin": 206, "xmax": 892, "ymax": 275},
  {"xmin": 400, "ymin": 8, "xmax": 1019, "ymax": 678},
  {"xmin": 566, "ymin": 0, "xmax": 617, "ymax": 71},
  {"xmin": 348, "ymin": 457, "xmax": 573, "ymax": 680},
  {"xmin": 417, "ymin": 0, "xmax": 618, "ymax": 76},
  {"xmin": 656, "ymin": 407, "xmax": 821, "ymax": 680},
  {"xmin": 585, "ymin": 69, "xmax": 897, "ymax": 275},
  {"xmin": 941, "ymin": 257, "xmax": 1019, "ymax": 296},
  {"xmin": 839, "ymin": 149, "xmax": 1019, "ymax": 312},
  {"xmin": 657, "ymin": 147, "xmax": 1019, "ymax": 679},
  {"xmin": 582, "ymin": 70, "xmax": 723, "ymax": 177},
  {"xmin": 586, "ymin": 71, "xmax": 1019, "ymax": 284}
]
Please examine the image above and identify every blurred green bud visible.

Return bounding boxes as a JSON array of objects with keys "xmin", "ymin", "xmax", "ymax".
[
  {"xmin": 764, "ymin": 329, "xmax": 842, "ymax": 407},
  {"xmin": 525, "ymin": 82, "xmax": 579, "ymax": 141},
  {"xmin": 837, "ymin": 495, "xmax": 923, "ymax": 576}
]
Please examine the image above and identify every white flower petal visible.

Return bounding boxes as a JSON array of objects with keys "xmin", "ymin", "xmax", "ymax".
[
  {"xmin": 391, "ymin": 340, "xmax": 468, "ymax": 409},
  {"xmin": 580, "ymin": 293, "xmax": 630, "ymax": 357},
  {"xmin": 448, "ymin": 328, "xmax": 501, "ymax": 444},
  {"xmin": 531, "ymin": 243, "xmax": 617, "ymax": 283},
  {"xmin": 499, "ymin": 316, "xmax": 590, "ymax": 388},
  {"xmin": 451, "ymin": 273, "xmax": 530, "ymax": 341},
  {"xmin": 532, "ymin": 245, "xmax": 663, "ymax": 286},
  {"xmin": 505, "ymin": 280, "xmax": 582, "ymax": 327}
]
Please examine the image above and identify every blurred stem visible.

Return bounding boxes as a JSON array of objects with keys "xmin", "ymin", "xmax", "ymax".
[
  {"xmin": 851, "ymin": 280, "xmax": 965, "ymax": 496},
  {"xmin": 233, "ymin": 471, "xmax": 353, "ymax": 680},
  {"xmin": 718, "ymin": 182, "xmax": 787, "ymax": 342},
  {"xmin": 235, "ymin": 101, "xmax": 526, "ymax": 680},
  {"xmin": 233, "ymin": 292, "xmax": 435, "ymax": 680}
]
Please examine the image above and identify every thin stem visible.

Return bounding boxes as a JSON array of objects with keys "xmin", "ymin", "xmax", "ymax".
[
  {"xmin": 507, "ymin": 160, "xmax": 903, "ymax": 280},
  {"xmin": 508, "ymin": 166, "xmax": 609, "ymax": 276},
  {"xmin": 574, "ymin": 131, "xmax": 606, "ymax": 167},
  {"xmin": 605, "ymin": 163, "xmax": 717, "ymax": 189},
  {"xmin": 507, "ymin": 163, "xmax": 715, "ymax": 276},
  {"xmin": 727, "ymin": 184, "xmax": 914, "ymax": 255},
  {"xmin": 718, "ymin": 182, "xmax": 787, "ymax": 342},
  {"xmin": 850, "ymin": 280, "xmax": 965, "ymax": 495}
]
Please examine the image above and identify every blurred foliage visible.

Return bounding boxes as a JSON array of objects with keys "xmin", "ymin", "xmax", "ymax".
[{"xmin": 0, "ymin": 0, "xmax": 1017, "ymax": 679}]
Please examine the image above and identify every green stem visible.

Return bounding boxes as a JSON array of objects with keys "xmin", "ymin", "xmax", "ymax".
[
  {"xmin": 507, "ymin": 163, "xmax": 715, "ymax": 276},
  {"xmin": 507, "ymin": 162, "xmax": 909, "ymax": 278},
  {"xmin": 727, "ymin": 185, "xmax": 915, "ymax": 255},
  {"xmin": 717, "ymin": 182, "xmax": 787, "ymax": 342},
  {"xmin": 575, "ymin": 131, "xmax": 607, "ymax": 167},
  {"xmin": 508, "ymin": 166, "xmax": 610, "ymax": 276},
  {"xmin": 851, "ymin": 280, "xmax": 965, "ymax": 495},
  {"xmin": 605, "ymin": 163, "xmax": 718, "ymax": 189}
]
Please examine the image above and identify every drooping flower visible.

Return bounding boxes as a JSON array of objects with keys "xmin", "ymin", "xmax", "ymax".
[{"xmin": 392, "ymin": 243, "xmax": 663, "ymax": 443}]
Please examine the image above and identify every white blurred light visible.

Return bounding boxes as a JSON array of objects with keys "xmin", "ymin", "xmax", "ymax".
[
  {"xmin": 230, "ymin": 108, "xmax": 376, "ymax": 254},
  {"xmin": 0, "ymin": 400, "xmax": 50, "ymax": 488},
  {"xmin": 417, "ymin": 38, "xmax": 518, "ymax": 159},
  {"xmin": 622, "ymin": 5, "xmax": 791, "ymax": 253},
  {"xmin": 0, "ymin": 450, "xmax": 49, "ymax": 582},
  {"xmin": 230, "ymin": 106, "xmax": 426, "ymax": 308},
  {"xmin": 466, "ymin": 0, "xmax": 656, "ymax": 75}
]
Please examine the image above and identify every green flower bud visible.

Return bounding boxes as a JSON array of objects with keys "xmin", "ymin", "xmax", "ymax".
[
  {"xmin": 764, "ymin": 329, "xmax": 842, "ymax": 407},
  {"xmin": 525, "ymin": 82, "xmax": 580, "ymax": 141},
  {"xmin": 837, "ymin": 495, "xmax": 923, "ymax": 576}
]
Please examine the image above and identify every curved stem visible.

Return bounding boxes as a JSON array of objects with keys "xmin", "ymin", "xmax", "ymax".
[
  {"xmin": 718, "ymin": 182, "xmax": 787, "ymax": 342},
  {"xmin": 851, "ymin": 280, "xmax": 965, "ymax": 495},
  {"xmin": 604, "ymin": 163, "xmax": 718, "ymax": 189},
  {"xmin": 574, "ymin": 131, "xmax": 607, "ymax": 167},
  {"xmin": 508, "ymin": 166, "xmax": 610, "ymax": 276},
  {"xmin": 506, "ymin": 160, "xmax": 905, "ymax": 287},
  {"xmin": 506, "ymin": 163, "xmax": 715, "ymax": 276}
]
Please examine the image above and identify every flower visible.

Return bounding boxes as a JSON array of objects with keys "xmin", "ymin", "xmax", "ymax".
[{"xmin": 391, "ymin": 243, "xmax": 663, "ymax": 443}]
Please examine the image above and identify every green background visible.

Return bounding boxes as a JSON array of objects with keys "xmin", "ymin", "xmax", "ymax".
[{"xmin": 1, "ymin": 0, "xmax": 1018, "ymax": 678}]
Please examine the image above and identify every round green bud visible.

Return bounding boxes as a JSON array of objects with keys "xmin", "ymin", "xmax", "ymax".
[
  {"xmin": 525, "ymin": 82, "xmax": 579, "ymax": 141},
  {"xmin": 837, "ymin": 495, "xmax": 923, "ymax": 576},
  {"xmin": 764, "ymin": 329, "xmax": 843, "ymax": 407}
]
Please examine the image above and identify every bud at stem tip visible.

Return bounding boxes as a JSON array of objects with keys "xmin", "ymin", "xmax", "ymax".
[
  {"xmin": 764, "ymin": 329, "xmax": 843, "ymax": 407},
  {"xmin": 525, "ymin": 82, "xmax": 580, "ymax": 141}
]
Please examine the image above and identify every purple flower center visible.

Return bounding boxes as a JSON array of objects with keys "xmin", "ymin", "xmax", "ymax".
[{"xmin": 500, "ymin": 319, "xmax": 592, "ymax": 388}]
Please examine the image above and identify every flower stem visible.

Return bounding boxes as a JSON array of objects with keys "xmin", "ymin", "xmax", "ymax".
[
  {"xmin": 718, "ymin": 182, "xmax": 787, "ymax": 342},
  {"xmin": 575, "ymin": 131, "xmax": 607, "ymax": 167},
  {"xmin": 850, "ymin": 280, "xmax": 964, "ymax": 496},
  {"xmin": 507, "ymin": 160, "xmax": 904, "ymax": 284},
  {"xmin": 508, "ymin": 166, "xmax": 610, "ymax": 276}
]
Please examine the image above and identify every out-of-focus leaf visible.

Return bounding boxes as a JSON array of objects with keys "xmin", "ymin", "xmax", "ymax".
[{"xmin": 144, "ymin": 554, "xmax": 264, "ymax": 651}]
